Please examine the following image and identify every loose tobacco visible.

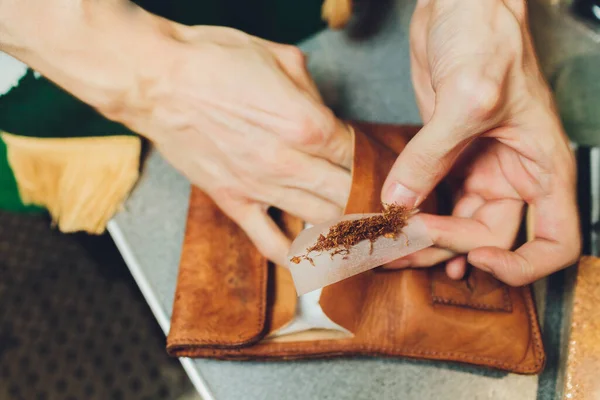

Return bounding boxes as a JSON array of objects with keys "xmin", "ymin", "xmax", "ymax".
[{"xmin": 290, "ymin": 204, "xmax": 410, "ymax": 265}]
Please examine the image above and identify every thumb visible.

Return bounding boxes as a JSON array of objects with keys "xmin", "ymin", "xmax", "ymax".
[
  {"xmin": 381, "ymin": 116, "xmax": 465, "ymax": 207},
  {"xmin": 382, "ymin": 74, "xmax": 502, "ymax": 207}
]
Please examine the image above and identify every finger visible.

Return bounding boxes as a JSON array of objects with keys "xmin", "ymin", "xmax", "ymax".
[
  {"xmin": 222, "ymin": 200, "xmax": 291, "ymax": 266},
  {"xmin": 257, "ymin": 186, "xmax": 343, "ymax": 225},
  {"xmin": 441, "ymin": 194, "xmax": 483, "ymax": 280},
  {"xmin": 319, "ymin": 119, "xmax": 355, "ymax": 171},
  {"xmin": 406, "ymin": 194, "xmax": 485, "ymax": 267},
  {"xmin": 384, "ymin": 193, "xmax": 487, "ymax": 269},
  {"xmin": 453, "ymin": 193, "xmax": 486, "ymax": 218},
  {"xmin": 468, "ymin": 239, "xmax": 578, "ymax": 287},
  {"xmin": 383, "ymin": 258, "xmax": 411, "ymax": 269},
  {"xmin": 384, "ymin": 246, "xmax": 454, "ymax": 269},
  {"xmin": 222, "ymin": 89, "xmax": 353, "ymax": 171},
  {"xmin": 407, "ymin": 200, "xmax": 522, "ymax": 263},
  {"xmin": 203, "ymin": 98, "xmax": 353, "ymax": 187},
  {"xmin": 468, "ymin": 191, "xmax": 581, "ymax": 286},
  {"xmin": 240, "ymin": 45, "xmax": 353, "ymax": 170},
  {"xmin": 382, "ymin": 71, "xmax": 504, "ymax": 208},
  {"xmin": 446, "ymin": 256, "xmax": 467, "ymax": 280},
  {"xmin": 381, "ymin": 114, "xmax": 467, "ymax": 207},
  {"xmin": 264, "ymin": 148, "xmax": 352, "ymax": 208},
  {"xmin": 281, "ymin": 109, "xmax": 354, "ymax": 171},
  {"xmin": 424, "ymin": 203, "xmax": 521, "ymax": 252}
]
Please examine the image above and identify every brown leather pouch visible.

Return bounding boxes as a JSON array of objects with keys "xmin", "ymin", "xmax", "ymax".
[{"xmin": 166, "ymin": 122, "xmax": 545, "ymax": 374}]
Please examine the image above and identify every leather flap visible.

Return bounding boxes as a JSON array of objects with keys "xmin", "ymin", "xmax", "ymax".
[{"xmin": 168, "ymin": 189, "xmax": 268, "ymax": 349}]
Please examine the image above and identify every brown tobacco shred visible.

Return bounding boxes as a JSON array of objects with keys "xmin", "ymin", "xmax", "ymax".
[
  {"xmin": 290, "ymin": 204, "xmax": 410, "ymax": 265},
  {"xmin": 290, "ymin": 255, "xmax": 315, "ymax": 266}
]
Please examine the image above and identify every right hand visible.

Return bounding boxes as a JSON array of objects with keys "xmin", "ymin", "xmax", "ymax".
[
  {"xmin": 382, "ymin": 0, "xmax": 580, "ymax": 285},
  {"xmin": 103, "ymin": 25, "xmax": 353, "ymax": 265}
]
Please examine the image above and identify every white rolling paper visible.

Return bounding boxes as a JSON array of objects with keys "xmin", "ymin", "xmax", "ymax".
[
  {"xmin": 268, "ymin": 288, "xmax": 352, "ymax": 338},
  {"xmin": 266, "ymin": 223, "xmax": 351, "ymax": 341},
  {"xmin": 287, "ymin": 213, "xmax": 433, "ymax": 296}
]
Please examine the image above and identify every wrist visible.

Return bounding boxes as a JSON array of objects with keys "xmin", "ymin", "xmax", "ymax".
[{"xmin": 1, "ymin": 0, "xmax": 177, "ymax": 118}]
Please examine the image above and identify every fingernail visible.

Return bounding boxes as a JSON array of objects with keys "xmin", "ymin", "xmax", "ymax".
[{"xmin": 382, "ymin": 182, "xmax": 419, "ymax": 207}]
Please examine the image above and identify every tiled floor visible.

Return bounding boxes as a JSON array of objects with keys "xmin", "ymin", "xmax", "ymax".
[{"xmin": 0, "ymin": 210, "xmax": 200, "ymax": 400}]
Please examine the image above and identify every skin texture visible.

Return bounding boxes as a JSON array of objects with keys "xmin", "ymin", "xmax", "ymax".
[
  {"xmin": 383, "ymin": 0, "xmax": 581, "ymax": 285},
  {"xmin": 0, "ymin": 0, "xmax": 353, "ymax": 266}
]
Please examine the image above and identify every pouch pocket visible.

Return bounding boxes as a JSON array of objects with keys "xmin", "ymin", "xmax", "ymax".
[{"xmin": 430, "ymin": 266, "xmax": 512, "ymax": 312}]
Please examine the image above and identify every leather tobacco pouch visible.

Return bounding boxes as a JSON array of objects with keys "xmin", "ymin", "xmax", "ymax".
[{"xmin": 166, "ymin": 122, "xmax": 546, "ymax": 374}]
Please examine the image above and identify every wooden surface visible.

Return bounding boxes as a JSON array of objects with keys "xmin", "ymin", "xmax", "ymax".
[{"xmin": 563, "ymin": 256, "xmax": 600, "ymax": 399}]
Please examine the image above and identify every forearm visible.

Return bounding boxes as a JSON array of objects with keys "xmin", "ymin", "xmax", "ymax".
[{"xmin": 0, "ymin": 0, "xmax": 172, "ymax": 113}]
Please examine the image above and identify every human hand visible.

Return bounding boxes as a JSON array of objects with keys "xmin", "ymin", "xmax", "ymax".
[
  {"xmin": 113, "ymin": 25, "xmax": 353, "ymax": 266},
  {"xmin": 383, "ymin": 0, "xmax": 580, "ymax": 285},
  {"xmin": 0, "ymin": 1, "xmax": 353, "ymax": 266}
]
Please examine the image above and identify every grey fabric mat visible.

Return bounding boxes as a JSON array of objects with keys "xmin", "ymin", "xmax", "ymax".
[{"xmin": 0, "ymin": 210, "xmax": 197, "ymax": 400}]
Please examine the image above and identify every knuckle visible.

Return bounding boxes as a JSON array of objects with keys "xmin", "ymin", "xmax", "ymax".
[
  {"xmin": 224, "ymin": 27, "xmax": 250, "ymax": 40},
  {"xmin": 288, "ymin": 107, "xmax": 334, "ymax": 147},
  {"xmin": 455, "ymin": 74, "xmax": 502, "ymax": 122},
  {"xmin": 289, "ymin": 117, "xmax": 317, "ymax": 146},
  {"xmin": 96, "ymin": 95, "xmax": 129, "ymax": 123},
  {"xmin": 283, "ymin": 45, "xmax": 307, "ymax": 65},
  {"xmin": 211, "ymin": 186, "xmax": 246, "ymax": 209}
]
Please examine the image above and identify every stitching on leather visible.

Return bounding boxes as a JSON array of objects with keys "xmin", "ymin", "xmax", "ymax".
[
  {"xmin": 167, "ymin": 346, "xmax": 540, "ymax": 374},
  {"xmin": 167, "ymin": 341, "xmax": 540, "ymax": 373},
  {"xmin": 430, "ymin": 296, "xmax": 512, "ymax": 312}
]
